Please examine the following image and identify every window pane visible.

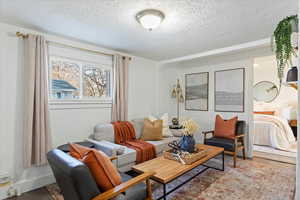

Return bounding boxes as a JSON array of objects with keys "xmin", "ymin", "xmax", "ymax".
[
  {"xmin": 83, "ymin": 65, "xmax": 111, "ymax": 98},
  {"xmin": 51, "ymin": 60, "xmax": 80, "ymax": 99}
]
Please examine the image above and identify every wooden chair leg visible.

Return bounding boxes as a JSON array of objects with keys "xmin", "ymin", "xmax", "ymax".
[
  {"xmin": 146, "ymin": 179, "xmax": 153, "ymax": 200},
  {"xmin": 233, "ymin": 152, "xmax": 237, "ymax": 168}
]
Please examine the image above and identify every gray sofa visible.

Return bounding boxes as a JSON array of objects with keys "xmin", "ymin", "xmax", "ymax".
[{"xmin": 87, "ymin": 119, "xmax": 181, "ymax": 172}]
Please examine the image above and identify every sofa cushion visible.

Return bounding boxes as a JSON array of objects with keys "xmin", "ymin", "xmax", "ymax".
[
  {"xmin": 131, "ymin": 119, "xmax": 144, "ymax": 139},
  {"xmin": 82, "ymin": 149, "xmax": 122, "ymax": 192},
  {"xmin": 94, "ymin": 124, "xmax": 115, "ymax": 142},
  {"xmin": 98, "ymin": 140, "xmax": 125, "ymax": 155},
  {"xmin": 147, "ymin": 137, "xmax": 179, "ymax": 154},
  {"xmin": 204, "ymin": 137, "xmax": 235, "ymax": 152},
  {"xmin": 86, "ymin": 138, "xmax": 125, "ymax": 156},
  {"xmin": 117, "ymin": 147, "xmax": 137, "ymax": 167}
]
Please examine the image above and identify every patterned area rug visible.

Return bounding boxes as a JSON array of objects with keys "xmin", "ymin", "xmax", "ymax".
[{"xmin": 47, "ymin": 156, "xmax": 295, "ymax": 200}]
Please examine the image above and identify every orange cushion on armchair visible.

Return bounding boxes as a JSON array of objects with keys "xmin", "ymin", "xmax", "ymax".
[
  {"xmin": 69, "ymin": 143, "xmax": 91, "ymax": 159},
  {"xmin": 69, "ymin": 143, "xmax": 122, "ymax": 192},
  {"xmin": 82, "ymin": 149, "xmax": 122, "ymax": 192},
  {"xmin": 214, "ymin": 115, "xmax": 238, "ymax": 139}
]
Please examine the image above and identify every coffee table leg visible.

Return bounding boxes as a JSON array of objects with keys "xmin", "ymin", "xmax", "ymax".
[{"xmin": 163, "ymin": 184, "xmax": 167, "ymax": 200}]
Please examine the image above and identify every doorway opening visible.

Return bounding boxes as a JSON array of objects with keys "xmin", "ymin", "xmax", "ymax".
[{"xmin": 252, "ymin": 55, "xmax": 297, "ymax": 164}]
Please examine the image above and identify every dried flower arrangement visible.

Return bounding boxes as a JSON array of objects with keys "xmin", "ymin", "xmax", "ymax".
[{"xmin": 181, "ymin": 119, "xmax": 199, "ymax": 136}]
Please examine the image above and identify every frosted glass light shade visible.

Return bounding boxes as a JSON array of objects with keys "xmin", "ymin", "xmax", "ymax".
[
  {"xmin": 139, "ymin": 14, "xmax": 162, "ymax": 30},
  {"xmin": 136, "ymin": 9, "xmax": 165, "ymax": 31}
]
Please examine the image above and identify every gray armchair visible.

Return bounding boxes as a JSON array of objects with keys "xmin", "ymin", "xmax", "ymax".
[{"xmin": 47, "ymin": 149, "xmax": 154, "ymax": 200}]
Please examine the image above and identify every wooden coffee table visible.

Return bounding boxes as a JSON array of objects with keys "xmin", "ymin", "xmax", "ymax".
[{"xmin": 132, "ymin": 144, "xmax": 224, "ymax": 200}]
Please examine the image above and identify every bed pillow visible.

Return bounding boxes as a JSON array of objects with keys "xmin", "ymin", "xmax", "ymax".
[
  {"xmin": 254, "ymin": 111, "xmax": 275, "ymax": 115},
  {"xmin": 81, "ymin": 149, "xmax": 122, "ymax": 192},
  {"xmin": 214, "ymin": 115, "xmax": 238, "ymax": 139}
]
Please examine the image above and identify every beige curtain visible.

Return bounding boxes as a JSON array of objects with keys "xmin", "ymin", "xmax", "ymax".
[
  {"xmin": 111, "ymin": 54, "xmax": 130, "ymax": 122},
  {"xmin": 23, "ymin": 34, "xmax": 51, "ymax": 168}
]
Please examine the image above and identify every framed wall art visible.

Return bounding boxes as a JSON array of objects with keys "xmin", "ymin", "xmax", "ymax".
[
  {"xmin": 214, "ymin": 68, "xmax": 245, "ymax": 112},
  {"xmin": 185, "ymin": 72, "xmax": 209, "ymax": 111}
]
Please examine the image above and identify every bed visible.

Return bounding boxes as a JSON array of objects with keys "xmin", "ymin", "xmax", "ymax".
[{"xmin": 253, "ymin": 114, "xmax": 297, "ymax": 152}]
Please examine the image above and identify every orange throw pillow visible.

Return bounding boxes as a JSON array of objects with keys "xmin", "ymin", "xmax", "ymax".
[
  {"xmin": 82, "ymin": 149, "xmax": 122, "ymax": 192},
  {"xmin": 69, "ymin": 143, "xmax": 91, "ymax": 159},
  {"xmin": 214, "ymin": 115, "xmax": 238, "ymax": 139}
]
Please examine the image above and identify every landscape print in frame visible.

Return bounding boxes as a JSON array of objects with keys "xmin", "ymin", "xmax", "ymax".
[
  {"xmin": 214, "ymin": 68, "xmax": 245, "ymax": 112},
  {"xmin": 185, "ymin": 72, "xmax": 209, "ymax": 111}
]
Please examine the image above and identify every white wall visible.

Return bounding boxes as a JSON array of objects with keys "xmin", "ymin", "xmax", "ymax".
[
  {"xmin": 128, "ymin": 57, "xmax": 158, "ymax": 119},
  {"xmin": 0, "ymin": 22, "xmax": 158, "ymax": 199},
  {"xmin": 296, "ymin": 4, "xmax": 300, "ymax": 199},
  {"xmin": 157, "ymin": 47, "xmax": 273, "ymax": 157},
  {"xmin": 253, "ymin": 55, "xmax": 298, "ymax": 119}
]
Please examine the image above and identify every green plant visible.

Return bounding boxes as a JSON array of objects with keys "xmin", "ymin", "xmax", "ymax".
[{"xmin": 272, "ymin": 15, "xmax": 298, "ymax": 85}]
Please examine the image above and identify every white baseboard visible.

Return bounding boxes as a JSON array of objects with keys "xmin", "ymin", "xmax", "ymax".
[
  {"xmin": 0, "ymin": 174, "xmax": 55, "ymax": 200},
  {"xmin": 253, "ymin": 150, "xmax": 296, "ymax": 164}
]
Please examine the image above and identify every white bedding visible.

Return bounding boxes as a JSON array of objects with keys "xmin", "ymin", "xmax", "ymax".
[{"xmin": 253, "ymin": 114, "xmax": 297, "ymax": 152}]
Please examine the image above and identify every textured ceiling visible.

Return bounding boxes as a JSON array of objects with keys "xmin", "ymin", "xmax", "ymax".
[{"xmin": 0, "ymin": 0, "xmax": 298, "ymax": 61}]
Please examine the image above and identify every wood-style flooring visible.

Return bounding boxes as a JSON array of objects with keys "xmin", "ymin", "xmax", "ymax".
[
  {"xmin": 6, "ymin": 188, "xmax": 52, "ymax": 200},
  {"xmin": 5, "ymin": 156, "xmax": 296, "ymax": 200}
]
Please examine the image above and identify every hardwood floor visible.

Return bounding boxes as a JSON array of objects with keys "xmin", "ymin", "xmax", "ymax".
[{"xmin": 6, "ymin": 188, "xmax": 52, "ymax": 200}]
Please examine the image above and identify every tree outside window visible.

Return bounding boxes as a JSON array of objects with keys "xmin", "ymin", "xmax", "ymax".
[{"xmin": 49, "ymin": 57, "xmax": 112, "ymax": 101}]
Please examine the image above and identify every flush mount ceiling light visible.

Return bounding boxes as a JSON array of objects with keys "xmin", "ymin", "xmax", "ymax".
[{"xmin": 136, "ymin": 9, "xmax": 165, "ymax": 31}]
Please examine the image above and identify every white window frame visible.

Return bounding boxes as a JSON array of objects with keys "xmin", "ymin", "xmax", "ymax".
[{"xmin": 48, "ymin": 55, "xmax": 113, "ymax": 105}]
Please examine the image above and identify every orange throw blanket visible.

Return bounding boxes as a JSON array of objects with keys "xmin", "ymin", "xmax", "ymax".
[{"xmin": 112, "ymin": 121, "xmax": 156, "ymax": 164}]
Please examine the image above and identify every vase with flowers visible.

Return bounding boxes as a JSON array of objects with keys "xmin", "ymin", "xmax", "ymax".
[{"xmin": 179, "ymin": 119, "xmax": 199, "ymax": 153}]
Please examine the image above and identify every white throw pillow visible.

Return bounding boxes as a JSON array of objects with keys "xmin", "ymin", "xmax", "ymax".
[{"xmin": 148, "ymin": 113, "xmax": 172, "ymax": 137}]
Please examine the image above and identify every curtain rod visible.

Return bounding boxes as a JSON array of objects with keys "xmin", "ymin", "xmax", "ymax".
[{"xmin": 16, "ymin": 32, "xmax": 132, "ymax": 60}]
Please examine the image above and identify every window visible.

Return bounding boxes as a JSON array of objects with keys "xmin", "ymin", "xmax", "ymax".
[{"xmin": 49, "ymin": 56, "xmax": 112, "ymax": 102}]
